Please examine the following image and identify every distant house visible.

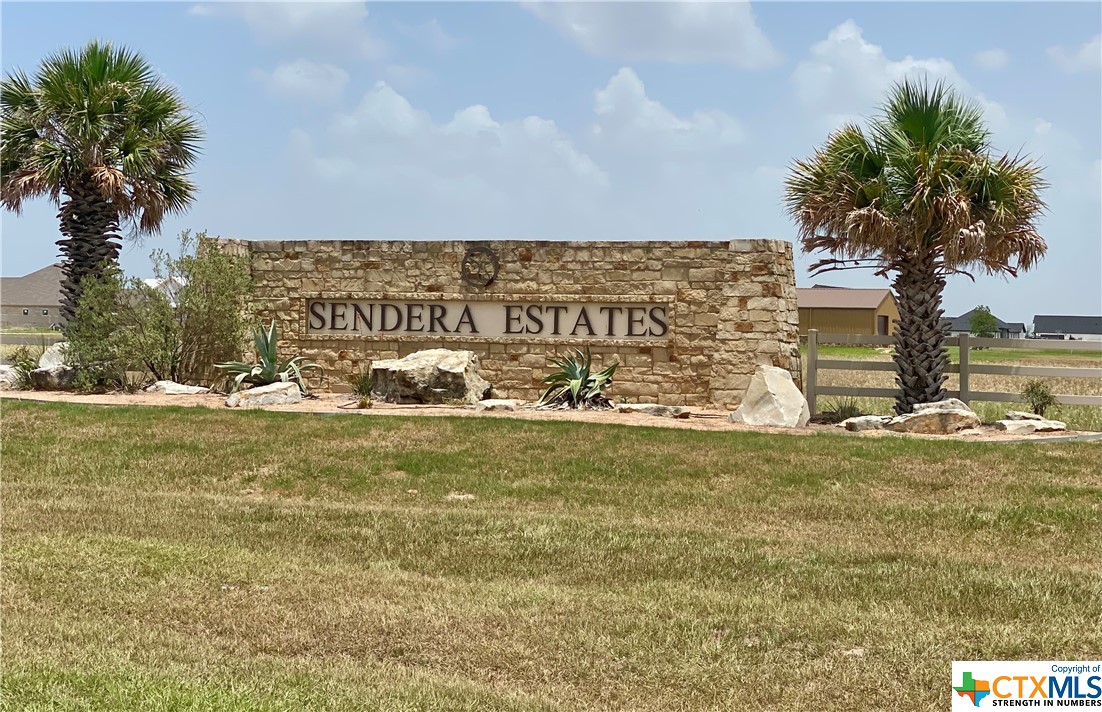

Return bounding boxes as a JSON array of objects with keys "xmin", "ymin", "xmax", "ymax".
[
  {"xmin": 1033, "ymin": 315, "xmax": 1102, "ymax": 341},
  {"xmin": 796, "ymin": 285, "xmax": 900, "ymax": 336},
  {"xmin": 0, "ymin": 264, "xmax": 64, "ymax": 329},
  {"xmin": 941, "ymin": 308, "xmax": 1025, "ymax": 339}
]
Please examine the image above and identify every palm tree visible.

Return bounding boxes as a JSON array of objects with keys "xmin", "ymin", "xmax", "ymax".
[
  {"xmin": 1, "ymin": 40, "xmax": 203, "ymax": 328},
  {"xmin": 785, "ymin": 80, "xmax": 1046, "ymax": 414}
]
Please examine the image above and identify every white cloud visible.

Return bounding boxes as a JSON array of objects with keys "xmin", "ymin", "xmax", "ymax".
[
  {"xmin": 1048, "ymin": 34, "xmax": 1101, "ymax": 73},
  {"xmin": 190, "ymin": 3, "xmax": 385, "ymax": 59},
  {"xmin": 284, "ymin": 68, "xmax": 756, "ymax": 240},
  {"xmin": 792, "ymin": 20, "xmax": 967, "ymax": 128},
  {"xmin": 291, "ymin": 81, "xmax": 608, "ymax": 237},
  {"xmin": 592, "ymin": 68, "xmax": 745, "ymax": 152},
  {"xmin": 975, "ymin": 48, "xmax": 1009, "ymax": 70},
  {"xmin": 525, "ymin": 1, "xmax": 781, "ymax": 68},
  {"xmin": 396, "ymin": 18, "xmax": 461, "ymax": 52},
  {"xmin": 250, "ymin": 59, "xmax": 349, "ymax": 102},
  {"xmin": 792, "ymin": 21, "xmax": 1098, "ymax": 205}
]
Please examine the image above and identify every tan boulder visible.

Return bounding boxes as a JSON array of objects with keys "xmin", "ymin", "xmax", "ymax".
[
  {"xmin": 885, "ymin": 400, "xmax": 980, "ymax": 435},
  {"xmin": 372, "ymin": 349, "xmax": 491, "ymax": 405}
]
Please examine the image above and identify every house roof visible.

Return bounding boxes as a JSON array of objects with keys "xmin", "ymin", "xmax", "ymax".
[
  {"xmin": 1034, "ymin": 315, "xmax": 1102, "ymax": 335},
  {"xmin": 0, "ymin": 263, "xmax": 63, "ymax": 307},
  {"xmin": 797, "ymin": 286, "xmax": 892, "ymax": 310},
  {"xmin": 941, "ymin": 308, "xmax": 1025, "ymax": 333}
]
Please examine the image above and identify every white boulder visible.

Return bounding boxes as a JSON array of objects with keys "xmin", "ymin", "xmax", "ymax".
[
  {"xmin": 912, "ymin": 398, "xmax": 973, "ymax": 413},
  {"xmin": 728, "ymin": 366, "xmax": 810, "ymax": 428},
  {"xmin": 38, "ymin": 341, "xmax": 68, "ymax": 369},
  {"xmin": 225, "ymin": 382, "xmax": 302, "ymax": 408},
  {"xmin": 839, "ymin": 415, "xmax": 893, "ymax": 432},
  {"xmin": 146, "ymin": 380, "xmax": 210, "ymax": 395},
  {"xmin": 1005, "ymin": 411, "xmax": 1045, "ymax": 421},
  {"xmin": 995, "ymin": 418, "xmax": 1066, "ymax": 434},
  {"xmin": 372, "ymin": 349, "xmax": 491, "ymax": 405},
  {"xmin": 0, "ymin": 365, "xmax": 18, "ymax": 390}
]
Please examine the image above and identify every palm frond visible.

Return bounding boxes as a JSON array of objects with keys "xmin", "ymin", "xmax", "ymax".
[
  {"xmin": 785, "ymin": 77, "xmax": 1046, "ymax": 279},
  {"xmin": 0, "ymin": 39, "xmax": 203, "ymax": 232}
]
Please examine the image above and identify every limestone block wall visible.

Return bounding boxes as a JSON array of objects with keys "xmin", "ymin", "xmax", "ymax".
[{"xmin": 217, "ymin": 239, "xmax": 801, "ymax": 408}]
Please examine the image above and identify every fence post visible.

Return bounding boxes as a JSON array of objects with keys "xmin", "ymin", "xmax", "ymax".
[
  {"xmin": 806, "ymin": 329, "xmax": 818, "ymax": 415},
  {"xmin": 958, "ymin": 332, "xmax": 970, "ymax": 405}
]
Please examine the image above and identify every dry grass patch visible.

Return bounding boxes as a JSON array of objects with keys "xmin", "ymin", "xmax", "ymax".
[{"xmin": 3, "ymin": 401, "xmax": 1101, "ymax": 711}]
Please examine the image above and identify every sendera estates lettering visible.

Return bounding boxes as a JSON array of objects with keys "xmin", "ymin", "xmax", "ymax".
[{"xmin": 307, "ymin": 300, "xmax": 669, "ymax": 340}]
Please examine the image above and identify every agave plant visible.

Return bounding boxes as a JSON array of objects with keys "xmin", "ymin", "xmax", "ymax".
[
  {"xmin": 537, "ymin": 347, "xmax": 618, "ymax": 409},
  {"xmin": 215, "ymin": 320, "xmax": 322, "ymax": 394}
]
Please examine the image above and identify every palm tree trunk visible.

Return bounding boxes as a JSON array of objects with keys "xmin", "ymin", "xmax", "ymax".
[
  {"xmin": 891, "ymin": 251, "xmax": 950, "ymax": 414},
  {"xmin": 56, "ymin": 176, "xmax": 122, "ymax": 330}
]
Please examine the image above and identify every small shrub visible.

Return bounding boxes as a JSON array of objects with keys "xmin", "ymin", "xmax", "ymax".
[
  {"xmin": 347, "ymin": 366, "xmax": 374, "ymax": 398},
  {"xmin": 1021, "ymin": 379, "xmax": 1058, "ymax": 417},
  {"xmin": 537, "ymin": 347, "xmax": 618, "ymax": 410},
  {"xmin": 820, "ymin": 397, "xmax": 863, "ymax": 423},
  {"xmin": 215, "ymin": 320, "xmax": 322, "ymax": 394}
]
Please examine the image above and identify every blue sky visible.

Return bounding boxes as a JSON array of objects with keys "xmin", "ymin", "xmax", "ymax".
[{"xmin": 2, "ymin": 1, "xmax": 1100, "ymax": 324}]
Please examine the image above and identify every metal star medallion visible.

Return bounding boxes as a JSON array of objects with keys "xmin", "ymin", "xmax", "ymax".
[{"xmin": 460, "ymin": 245, "xmax": 500, "ymax": 288}]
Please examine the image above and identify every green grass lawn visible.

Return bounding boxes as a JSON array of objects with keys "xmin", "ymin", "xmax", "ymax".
[{"xmin": 3, "ymin": 401, "xmax": 1100, "ymax": 711}]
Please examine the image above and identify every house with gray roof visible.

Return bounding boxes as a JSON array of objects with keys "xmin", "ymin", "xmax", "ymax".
[
  {"xmin": 0, "ymin": 264, "xmax": 64, "ymax": 329},
  {"xmin": 940, "ymin": 308, "xmax": 1025, "ymax": 339},
  {"xmin": 1033, "ymin": 315, "xmax": 1102, "ymax": 341}
]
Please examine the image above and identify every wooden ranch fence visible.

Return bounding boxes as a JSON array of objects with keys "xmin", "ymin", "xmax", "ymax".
[{"xmin": 804, "ymin": 329, "xmax": 1102, "ymax": 415}]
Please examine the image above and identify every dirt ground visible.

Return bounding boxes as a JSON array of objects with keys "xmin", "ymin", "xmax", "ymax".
[{"xmin": 2, "ymin": 390, "xmax": 1094, "ymax": 443}]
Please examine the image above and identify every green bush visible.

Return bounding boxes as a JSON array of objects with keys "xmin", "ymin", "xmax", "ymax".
[
  {"xmin": 150, "ymin": 230, "xmax": 254, "ymax": 383},
  {"xmin": 215, "ymin": 320, "xmax": 322, "ymax": 394},
  {"xmin": 64, "ymin": 265, "xmax": 135, "ymax": 390},
  {"xmin": 1021, "ymin": 379, "xmax": 1058, "ymax": 417},
  {"xmin": 537, "ymin": 347, "xmax": 618, "ymax": 410},
  {"xmin": 64, "ymin": 231, "xmax": 253, "ymax": 390}
]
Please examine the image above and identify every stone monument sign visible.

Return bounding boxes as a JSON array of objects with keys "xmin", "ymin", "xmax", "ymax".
[{"xmin": 216, "ymin": 239, "xmax": 801, "ymax": 408}]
